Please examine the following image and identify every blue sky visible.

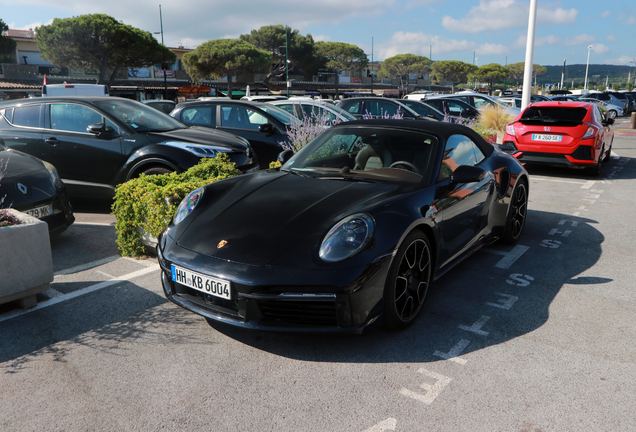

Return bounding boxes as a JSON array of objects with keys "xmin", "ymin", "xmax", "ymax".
[{"xmin": 2, "ymin": 0, "xmax": 635, "ymax": 67}]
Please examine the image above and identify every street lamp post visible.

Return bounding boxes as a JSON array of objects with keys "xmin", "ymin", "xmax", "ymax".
[
  {"xmin": 154, "ymin": 5, "xmax": 168, "ymax": 100},
  {"xmin": 584, "ymin": 45, "xmax": 592, "ymax": 90},
  {"xmin": 285, "ymin": 26, "xmax": 289, "ymax": 98}
]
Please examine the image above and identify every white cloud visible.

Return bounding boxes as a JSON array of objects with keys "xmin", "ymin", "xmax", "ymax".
[
  {"xmin": 441, "ymin": 0, "xmax": 577, "ymax": 33},
  {"xmin": 313, "ymin": 35, "xmax": 332, "ymax": 42},
  {"xmin": 565, "ymin": 34, "xmax": 596, "ymax": 46},
  {"xmin": 512, "ymin": 34, "xmax": 560, "ymax": 49},
  {"xmin": 607, "ymin": 34, "xmax": 617, "ymax": 42},
  {"xmin": 377, "ymin": 31, "xmax": 477, "ymax": 60},
  {"xmin": 8, "ymin": 0, "xmax": 395, "ymax": 47},
  {"xmin": 601, "ymin": 11, "xmax": 610, "ymax": 18},
  {"xmin": 603, "ymin": 55, "xmax": 635, "ymax": 65},
  {"xmin": 590, "ymin": 44, "xmax": 610, "ymax": 54}
]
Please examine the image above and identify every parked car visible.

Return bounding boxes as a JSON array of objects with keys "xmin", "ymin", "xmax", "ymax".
[
  {"xmin": 398, "ymin": 99, "xmax": 445, "ymax": 121},
  {"xmin": 578, "ymin": 98, "xmax": 623, "ymax": 118},
  {"xmin": 267, "ymin": 98, "xmax": 357, "ymax": 124},
  {"xmin": 585, "ymin": 92, "xmax": 629, "ymax": 115},
  {"xmin": 156, "ymin": 119, "xmax": 529, "ymax": 333},
  {"xmin": 498, "ymin": 95, "xmax": 548, "ymax": 108},
  {"xmin": 240, "ymin": 95, "xmax": 287, "ymax": 102},
  {"xmin": 170, "ymin": 100, "xmax": 299, "ymax": 169},
  {"xmin": 0, "ymin": 96, "xmax": 258, "ymax": 198},
  {"xmin": 337, "ymin": 97, "xmax": 427, "ymax": 120},
  {"xmin": 427, "ymin": 92, "xmax": 521, "ymax": 116},
  {"xmin": 549, "ymin": 95, "xmax": 581, "ymax": 102},
  {"xmin": 412, "ymin": 97, "xmax": 480, "ymax": 120},
  {"xmin": 0, "ymin": 146, "xmax": 74, "ymax": 235},
  {"xmin": 502, "ymin": 101, "xmax": 614, "ymax": 176},
  {"xmin": 143, "ymin": 99, "xmax": 176, "ymax": 114}
]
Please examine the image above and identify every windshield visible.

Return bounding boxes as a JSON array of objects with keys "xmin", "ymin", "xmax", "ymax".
[
  {"xmin": 256, "ymin": 103, "xmax": 301, "ymax": 127},
  {"xmin": 282, "ymin": 126, "xmax": 438, "ymax": 183},
  {"xmin": 94, "ymin": 98, "xmax": 186, "ymax": 132}
]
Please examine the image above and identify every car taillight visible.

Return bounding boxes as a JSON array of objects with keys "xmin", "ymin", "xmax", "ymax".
[
  {"xmin": 505, "ymin": 122, "xmax": 516, "ymax": 136},
  {"xmin": 582, "ymin": 125, "xmax": 598, "ymax": 139}
]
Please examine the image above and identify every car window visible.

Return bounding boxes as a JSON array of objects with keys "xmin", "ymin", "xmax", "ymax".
[
  {"xmin": 50, "ymin": 104, "xmax": 103, "ymax": 133},
  {"xmin": 220, "ymin": 105, "xmax": 263, "ymax": 130},
  {"xmin": 473, "ymin": 96, "xmax": 495, "ymax": 109},
  {"xmin": 95, "ymin": 98, "xmax": 185, "ymax": 132},
  {"xmin": 445, "ymin": 100, "xmax": 468, "ymax": 115},
  {"xmin": 181, "ymin": 106, "xmax": 216, "ymax": 127},
  {"xmin": 275, "ymin": 103, "xmax": 295, "ymax": 116},
  {"xmin": 366, "ymin": 101, "xmax": 400, "ymax": 117},
  {"xmin": 439, "ymin": 134, "xmax": 485, "ymax": 180},
  {"xmin": 11, "ymin": 105, "xmax": 40, "ymax": 128},
  {"xmin": 343, "ymin": 101, "xmax": 362, "ymax": 115}
]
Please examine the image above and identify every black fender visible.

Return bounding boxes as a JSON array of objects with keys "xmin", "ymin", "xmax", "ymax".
[{"xmin": 119, "ymin": 144, "xmax": 200, "ymax": 182}]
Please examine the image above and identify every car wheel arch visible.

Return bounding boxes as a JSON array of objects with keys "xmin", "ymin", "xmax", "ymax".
[{"xmin": 126, "ymin": 157, "xmax": 180, "ymax": 180}]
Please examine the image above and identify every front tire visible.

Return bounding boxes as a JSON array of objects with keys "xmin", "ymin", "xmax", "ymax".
[
  {"xmin": 383, "ymin": 231, "xmax": 432, "ymax": 330},
  {"xmin": 500, "ymin": 180, "xmax": 527, "ymax": 244}
]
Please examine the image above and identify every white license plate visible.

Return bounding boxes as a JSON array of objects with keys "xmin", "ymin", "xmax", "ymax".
[
  {"xmin": 532, "ymin": 134, "xmax": 562, "ymax": 142},
  {"xmin": 24, "ymin": 204, "xmax": 53, "ymax": 219},
  {"xmin": 171, "ymin": 265, "xmax": 231, "ymax": 300}
]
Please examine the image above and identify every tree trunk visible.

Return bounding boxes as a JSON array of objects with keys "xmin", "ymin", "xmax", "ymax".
[{"xmin": 227, "ymin": 71, "xmax": 233, "ymax": 99}]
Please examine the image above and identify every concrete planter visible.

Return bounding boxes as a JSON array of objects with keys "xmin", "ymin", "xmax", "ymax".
[
  {"xmin": 136, "ymin": 226, "xmax": 158, "ymax": 255},
  {"xmin": 0, "ymin": 210, "xmax": 53, "ymax": 308}
]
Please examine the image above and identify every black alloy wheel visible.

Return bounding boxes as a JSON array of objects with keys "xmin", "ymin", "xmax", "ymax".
[
  {"xmin": 501, "ymin": 180, "xmax": 527, "ymax": 244},
  {"xmin": 384, "ymin": 231, "xmax": 432, "ymax": 330}
]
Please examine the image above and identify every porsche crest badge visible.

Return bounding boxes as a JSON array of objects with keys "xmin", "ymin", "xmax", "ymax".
[{"xmin": 217, "ymin": 240, "xmax": 228, "ymax": 249}]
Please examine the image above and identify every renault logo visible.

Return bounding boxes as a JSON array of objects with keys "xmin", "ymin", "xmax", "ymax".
[
  {"xmin": 217, "ymin": 240, "xmax": 228, "ymax": 249},
  {"xmin": 16, "ymin": 183, "xmax": 28, "ymax": 195}
]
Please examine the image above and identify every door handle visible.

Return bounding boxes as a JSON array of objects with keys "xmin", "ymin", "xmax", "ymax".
[{"xmin": 45, "ymin": 137, "xmax": 59, "ymax": 146}]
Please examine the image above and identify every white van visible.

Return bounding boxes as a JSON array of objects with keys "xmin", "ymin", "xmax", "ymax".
[{"xmin": 42, "ymin": 84, "xmax": 109, "ymax": 96}]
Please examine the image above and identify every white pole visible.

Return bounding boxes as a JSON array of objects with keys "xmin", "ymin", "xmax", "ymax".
[
  {"xmin": 584, "ymin": 45, "xmax": 592, "ymax": 90},
  {"xmin": 521, "ymin": 0, "xmax": 538, "ymax": 110}
]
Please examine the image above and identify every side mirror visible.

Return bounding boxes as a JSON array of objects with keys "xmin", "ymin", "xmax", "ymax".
[
  {"xmin": 259, "ymin": 123, "xmax": 275, "ymax": 135},
  {"xmin": 277, "ymin": 149, "xmax": 294, "ymax": 165},
  {"xmin": 604, "ymin": 117, "xmax": 615, "ymax": 125},
  {"xmin": 449, "ymin": 165, "xmax": 487, "ymax": 186},
  {"xmin": 87, "ymin": 123, "xmax": 105, "ymax": 134}
]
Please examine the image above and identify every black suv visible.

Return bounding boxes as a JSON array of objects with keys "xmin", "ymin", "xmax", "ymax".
[
  {"xmin": 170, "ymin": 100, "xmax": 296, "ymax": 169},
  {"xmin": 0, "ymin": 97, "xmax": 258, "ymax": 198}
]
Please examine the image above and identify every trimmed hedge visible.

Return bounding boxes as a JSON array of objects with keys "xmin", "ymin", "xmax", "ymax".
[{"xmin": 112, "ymin": 153, "xmax": 241, "ymax": 257}]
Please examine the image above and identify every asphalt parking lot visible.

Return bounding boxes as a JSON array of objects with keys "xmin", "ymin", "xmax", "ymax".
[{"xmin": 2, "ymin": 118, "xmax": 636, "ymax": 431}]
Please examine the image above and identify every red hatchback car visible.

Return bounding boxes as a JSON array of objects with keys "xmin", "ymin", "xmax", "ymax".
[{"xmin": 501, "ymin": 101, "xmax": 614, "ymax": 176}]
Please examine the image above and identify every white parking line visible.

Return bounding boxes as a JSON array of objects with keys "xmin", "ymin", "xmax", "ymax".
[
  {"xmin": 54, "ymin": 255, "xmax": 120, "ymax": 276},
  {"xmin": 0, "ymin": 264, "xmax": 160, "ymax": 323}
]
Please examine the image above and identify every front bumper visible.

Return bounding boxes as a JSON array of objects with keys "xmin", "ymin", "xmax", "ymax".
[{"xmin": 157, "ymin": 233, "xmax": 392, "ymax": 333}]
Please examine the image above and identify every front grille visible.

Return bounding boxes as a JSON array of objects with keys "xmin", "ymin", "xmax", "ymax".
[{"xmin": 256, "ymin": 298, "xmax": 338, "ymax": 326}]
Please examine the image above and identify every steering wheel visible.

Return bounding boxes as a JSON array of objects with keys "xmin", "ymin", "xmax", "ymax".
[{"xmin": 389, "ymin": 161, "xmax": 418, "ymax": 173}]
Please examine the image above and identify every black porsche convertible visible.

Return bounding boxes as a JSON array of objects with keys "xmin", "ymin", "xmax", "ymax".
[{"xmin": 156, "ymin": 119, "xmax": 529, "ymax": 333}]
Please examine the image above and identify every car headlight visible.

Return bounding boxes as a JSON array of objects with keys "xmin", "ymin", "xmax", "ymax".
[
  {"xmin": 159, "ymin": 141, "xmax": 229, "ymax": 158},
  {"xmin": 42, "ymin": 161, "xmax": 63, "ymax": 189},
  {"xmin": 173, "ymin": 187, "xmax": 204, "ymax": 225},
  {"xmin": 319, "ymin": 213, "xmax": 375, "ymax": 263}
]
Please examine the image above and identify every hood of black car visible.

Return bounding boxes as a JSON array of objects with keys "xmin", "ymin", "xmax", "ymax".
[
  {"xmin": 176, "ymin": 171, "xmax": 398, "ymax": 267},
  {"xmin": 0, "ymin": 148, "xmax": 55, "ymax": 208},
  {"xmin": 0, "ymin": 147, "xmax": 46, "ymax": 177},
  {"xmin": 147, "ymin": 127, "xmax": 250, "ymax": 151}
]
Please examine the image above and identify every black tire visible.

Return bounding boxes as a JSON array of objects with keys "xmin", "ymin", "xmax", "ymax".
[
  {"xmin": 586, "ymin": 157, "xmax": 602, "ymax": 177},
  {"xmin": 603, "ymin": 140, "xmax": 613, "ymax": 162},
  {"xmin": 383, "ymin": 231, "xmax": 432, "ymax": 330},
  {"xmin": 141, "ymin": 166, "xmax": 173, "ymax": 177},
  {"xmin": 500, "ymin": 180, "xmax": 527, "ymax": 245}
]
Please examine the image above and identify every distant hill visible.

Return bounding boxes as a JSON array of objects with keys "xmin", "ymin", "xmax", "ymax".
[{"xmin": 539, "ymin": 64, "xmax": 635, "ymax": 89}]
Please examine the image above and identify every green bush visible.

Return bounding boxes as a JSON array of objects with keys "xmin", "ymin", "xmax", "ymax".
[{"xmin": 112, "ymin": 153, "xmax": 241, "ymax": 257}]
